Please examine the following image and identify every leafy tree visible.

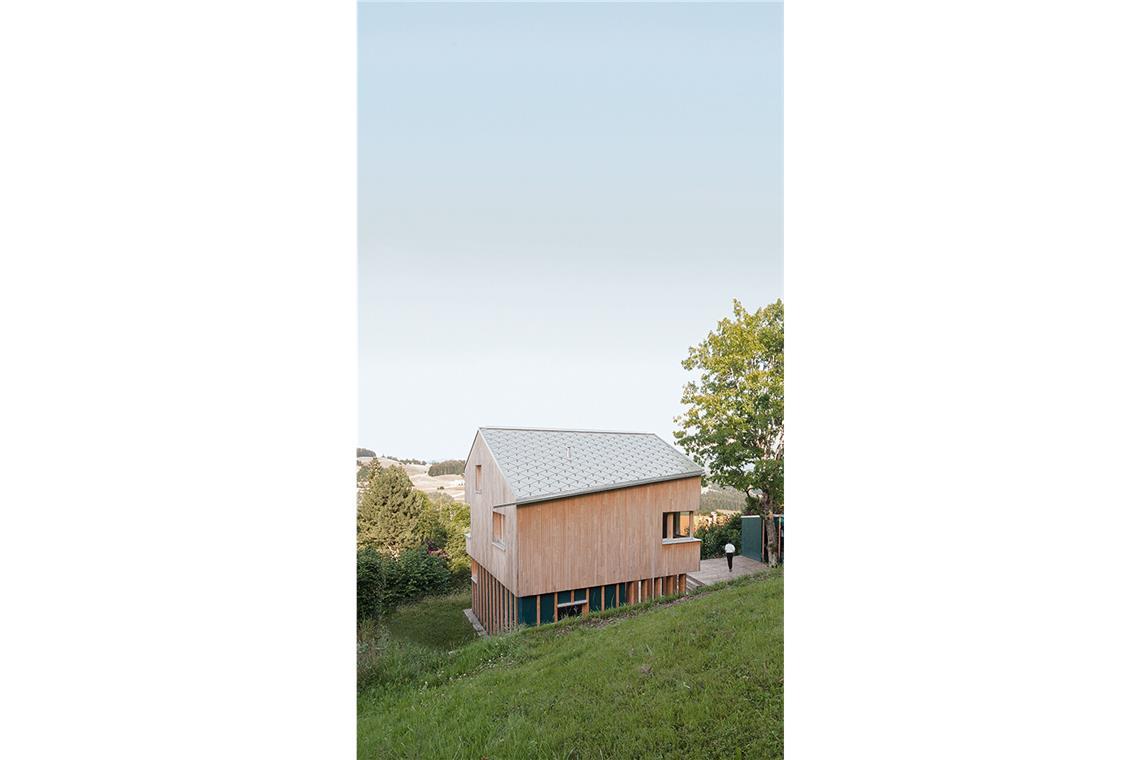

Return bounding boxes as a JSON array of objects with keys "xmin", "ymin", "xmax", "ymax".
[
  {"xmin": 357, "ymin": 447, "xmax": 377, "ymax": 458},
  {"xmin": 357, "ymin": 465, "xmax": 425, "ymax": 555},
  {"xmin": 415, "ymin": 492, "xmax": 448, "ymax": 550},
  {"xmin": 675, "ymin": 299, "xmax": 784, "ymax": 527},
  {"xmin": 418, "ymin": 492, "xmax": 471, "ymax": 577}
]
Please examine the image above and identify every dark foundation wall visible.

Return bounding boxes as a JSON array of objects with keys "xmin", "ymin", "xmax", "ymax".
[{"xmin": 513, "ymin": 573, "xmax": 689, "ymax": 631}]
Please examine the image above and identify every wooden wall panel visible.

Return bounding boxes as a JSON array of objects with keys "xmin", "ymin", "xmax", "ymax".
[
  {"xmin": 465, "ymin": 432, "xmax": 519, "ymax": 594},
  {"xmin": 471, "ymin": 562, "xmax": 520, "ymax": 635},
  {"xmin": 515, "ymin": 476, "xmax": 702, "ymax": 597}
]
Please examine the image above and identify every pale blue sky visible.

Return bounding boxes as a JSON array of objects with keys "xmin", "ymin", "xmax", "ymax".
[{"xmin": 360, "ymin": 1, "xmax": 782, "ymax": 460}]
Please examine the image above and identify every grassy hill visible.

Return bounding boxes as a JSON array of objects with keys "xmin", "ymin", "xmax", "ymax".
[{"xmin": 358, "ymin": 572, "xmax": 783, "ymax": 759}]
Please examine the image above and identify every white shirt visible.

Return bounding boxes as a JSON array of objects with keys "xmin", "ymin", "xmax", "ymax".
[{"xmin": 725, "ymin": 543, "xmax": 736, "ymax": 554}]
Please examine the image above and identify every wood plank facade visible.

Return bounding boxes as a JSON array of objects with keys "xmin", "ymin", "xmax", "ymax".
[
  {"xmin": 471, "ymin": 559, "xmax": 517, "ymax": 635},
  {"xmin": 514, "ymin": 476, "xmax": 701, "ymax": 597},
  {"xmin": 465, "ymin": 430, "xmax": 702, "ymax": 634}
]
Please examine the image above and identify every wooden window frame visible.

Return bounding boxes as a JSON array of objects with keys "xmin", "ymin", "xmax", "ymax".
[
  {"xmin": 475, "ymin": 464, "xmax": 482, "ymax": 494},
  {"xmin": 492, "ymin": 510, "xmax": 505, "ymax": 547},
  {"xmin": 674, "ymin": 510, "xmax": 693, "ymax": 538},
  {"xmin": 662, "ymin": 510, "xmax": 697, "ymax": 543}
]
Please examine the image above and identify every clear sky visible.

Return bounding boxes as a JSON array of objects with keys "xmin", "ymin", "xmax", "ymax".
[{"xmin": 359, "ymin": 1, "xmax": 782, "ymax": 461}]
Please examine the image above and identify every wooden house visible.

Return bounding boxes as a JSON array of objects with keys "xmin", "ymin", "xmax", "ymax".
[{"xmin": 465, "ymin": 426, "xmax": 704, "ymax": 634}]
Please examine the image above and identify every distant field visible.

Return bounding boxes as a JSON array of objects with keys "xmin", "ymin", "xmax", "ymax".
[
  {"xmin": 367, "ymin": 457, "xmax": 466, "ymax": 501},
  {"xmin": 358, "ymin": 572, "xmax": 783, "ymax": 759}
]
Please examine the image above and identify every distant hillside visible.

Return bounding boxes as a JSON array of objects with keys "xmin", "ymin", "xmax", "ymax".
[
  {"xmin": 359, "ymin": 457, "xmax": 466, "ymax": 502},
  {"xmin": 382, "ymin": 454, "xmax": 426, "ymax": 465},
  {"xmin": 700, "ymin": 484, "xmax": 749, "ymax": 512}
]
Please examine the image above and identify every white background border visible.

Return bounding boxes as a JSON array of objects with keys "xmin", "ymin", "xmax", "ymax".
[{"xmin": 2, "ymin": 1, "xmax": 1139, "ymax": 757}]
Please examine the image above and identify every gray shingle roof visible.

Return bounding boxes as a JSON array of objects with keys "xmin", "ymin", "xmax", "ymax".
[{"xmin": 479, "ymin": 427, "xmax": 703, "ymax": 505}]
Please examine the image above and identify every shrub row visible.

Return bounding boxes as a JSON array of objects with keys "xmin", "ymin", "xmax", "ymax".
[{"xmin": 357, "ymin": 547, "xmax": 452, "ymax": 620}]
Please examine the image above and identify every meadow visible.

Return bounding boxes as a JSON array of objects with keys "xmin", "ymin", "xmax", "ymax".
[{"xmin": 358, "ymin": 571, "xmax": 783, "ymax": 759}]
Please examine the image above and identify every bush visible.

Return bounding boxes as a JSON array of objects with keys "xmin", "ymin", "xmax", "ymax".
[
  {"xmin": 427, "ymin": 459, "xmax": 466, "ymax": 477},
  {"xmin": 357, "ymin": 546, "xmax": 452, "ymax": 620},
  {"xmin": 357, "ymin": 448, "xmax": 377, "ymax": 458},
  {"xmin": 696, "ymin": 513, "xmax": 742, "ymax": 559},
  {"xmin": 417, "ymin": 493, "xmax": 471, "ymax": 580}
]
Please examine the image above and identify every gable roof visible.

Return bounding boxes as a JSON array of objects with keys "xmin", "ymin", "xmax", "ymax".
[{"xmin": 477, "ymin": 426, "xmax": 703, "ymax": 506}]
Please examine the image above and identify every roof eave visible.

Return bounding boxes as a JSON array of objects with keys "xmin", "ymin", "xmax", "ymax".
[{"xmin": 507, "ymin": 470, "xmax": 705, "ymax": 507}]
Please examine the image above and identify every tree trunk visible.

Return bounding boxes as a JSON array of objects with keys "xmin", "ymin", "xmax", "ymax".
[{"xmin": 764, "ymin": 507, "xmax": 779, "ymax": 567}]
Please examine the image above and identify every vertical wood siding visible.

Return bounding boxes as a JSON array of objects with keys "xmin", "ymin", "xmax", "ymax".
[
  {"xmin": 514, "ymin": 476, "xmax": 702, "ymax": 597},
  {"xmin": 465, "ymin": 432, "xmax": 519, "ymax": 594},
  {"xmin": 471, "ymin": 562, "xmax": 518, "ymax": 635}
]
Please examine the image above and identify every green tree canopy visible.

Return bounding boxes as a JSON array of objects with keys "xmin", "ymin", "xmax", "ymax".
[
  {"xmin": 357, "ymin": 465, "xmax": 426, "ymax": 554},
  {"xmin": 427, "ymin": 459, "xmax": 466, "ymax": 477},
  {"xmin": 675, "ymin": 299, "xmax": 784, "ymax": 511}
]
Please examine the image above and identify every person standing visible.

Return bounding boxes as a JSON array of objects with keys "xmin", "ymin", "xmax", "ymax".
[{"xmin": 725, "ymin": 542, "xmax": 736, "ymax": 572}]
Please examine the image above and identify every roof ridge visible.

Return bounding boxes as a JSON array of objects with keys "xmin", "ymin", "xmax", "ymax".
[{"xmin": 479, "ymin": 426, "xmax": 654, "ymax": 435}]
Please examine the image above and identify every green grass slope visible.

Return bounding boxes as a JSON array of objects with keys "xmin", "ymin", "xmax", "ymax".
[{"xmin": 358, "ymin": 572, "xmax": 782, "ymax": 759}]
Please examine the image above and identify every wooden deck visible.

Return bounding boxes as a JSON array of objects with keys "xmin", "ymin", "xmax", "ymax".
[{"xmin": 686, "ymin": 555, "xmax": 768, "ymax": 589}]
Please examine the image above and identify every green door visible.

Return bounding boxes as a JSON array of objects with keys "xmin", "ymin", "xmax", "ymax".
[{"xmin": 741, "ymin": 515, "xmax": 762, "ymax": 561}]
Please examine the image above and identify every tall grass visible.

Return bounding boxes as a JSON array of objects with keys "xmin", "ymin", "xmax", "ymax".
[
  {"xmin": 358, "ymin": 591, "xmax": 477, "ymax": 693},
  {"xmin": 359, "ymin": 571, "xmax": 783, "ymax": 759}
]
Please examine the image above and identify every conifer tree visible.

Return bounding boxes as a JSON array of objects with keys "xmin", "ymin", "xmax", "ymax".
[{"xmin": 357, "ymin": 465, "xmax": 425, "ymax": 555}]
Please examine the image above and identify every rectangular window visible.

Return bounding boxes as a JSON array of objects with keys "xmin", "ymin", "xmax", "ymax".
[
  {"xmin": 475, "ymin": 464, "xmax": 482, "ymax": 493},
  {"xmin": 663, "ymin": 511, "xmax": 694, "ymax": 540},
  {"xmin": 493, "ymin": 511, "xmax": 504, "ymax": 544},
  {"xmin": 556, "ymin": 588, "xmax": 589, "ymax": 616},
  {"xmin": 675, "ymin": 511, "xmax": 692, "ymax": 538}
]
